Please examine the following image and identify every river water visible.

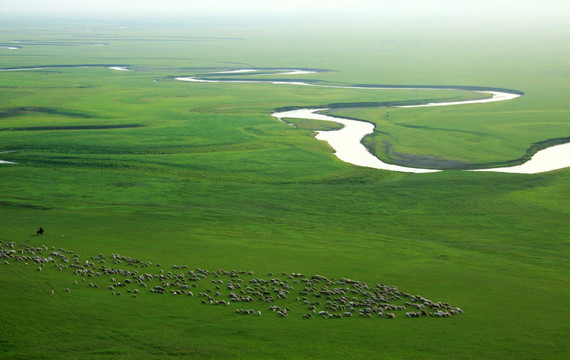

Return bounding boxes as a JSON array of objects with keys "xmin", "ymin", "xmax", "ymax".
[
  {"xmin": 177, "ymin": 71, "xmax": 568, "ymax": 174},
  {"xmin": 2, "ymin": 68, "xmax": 567, "ymax": 173}
]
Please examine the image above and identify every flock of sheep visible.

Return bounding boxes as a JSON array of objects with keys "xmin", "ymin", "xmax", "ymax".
[{"xmin": 1, "ymin": 238, "xmax": 463, "ymax": 320}]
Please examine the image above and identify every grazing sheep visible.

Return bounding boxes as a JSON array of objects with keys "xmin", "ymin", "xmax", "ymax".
[{"xmin": 4, "ymin": 245, "xmax": 465, "ymax": 323}]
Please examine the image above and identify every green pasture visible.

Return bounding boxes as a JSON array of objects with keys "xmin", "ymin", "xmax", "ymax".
[
  {"xmin": 330, "ymin": 102, "xmax": 569, "ymax": 168},
  {"xmin": 0, "ymin": 19, "xmax": 568, "ymax": 360}
]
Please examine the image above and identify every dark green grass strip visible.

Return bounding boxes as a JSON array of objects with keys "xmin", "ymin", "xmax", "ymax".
[
  {"xmin": 274, "ymin": 96, "xmax": 496, "ymax": 112},
  {"xmin": 0, "ymin": 107, "xmax": 94, "ymax": 119},
  {"xmin": 352, "ymin": 83, "xmax": 525, "ymax": 95},
  {"xmin": 0, "ymin": 124, "xmax": 143, "ymax": 131}
]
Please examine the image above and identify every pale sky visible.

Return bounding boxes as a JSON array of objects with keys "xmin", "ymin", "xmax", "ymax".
[{"xmin": 1, "ymin": 0, "xmax": 567, "ymax": 19}]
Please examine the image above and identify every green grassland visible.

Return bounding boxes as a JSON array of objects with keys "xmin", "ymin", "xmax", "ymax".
[
  {"xmin": 329, "ymin": 103, "xmax": 570, "ymax": 169},
  {"xmin": 0, "ymin": 19, "xmax": 569, "ymax": 360}
]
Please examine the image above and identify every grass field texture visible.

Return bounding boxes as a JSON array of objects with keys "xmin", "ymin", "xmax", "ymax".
[{"xmin": 1, "ymin": 19, "xmax": 569, "ymax": 360}]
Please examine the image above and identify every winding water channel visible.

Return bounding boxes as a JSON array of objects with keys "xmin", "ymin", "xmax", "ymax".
[
  {"xmin": 1, "ymin": 67, "xmax": 568, "ymax": 173},
  {"xmin": 177, "ymin": 70, "xmax": 569, "ymax": 174}
]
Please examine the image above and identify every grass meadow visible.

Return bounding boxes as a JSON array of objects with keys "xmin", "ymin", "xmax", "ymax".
[{"xmin": 0, "ymin": 18, "xmax": 569, "ymax": 359}]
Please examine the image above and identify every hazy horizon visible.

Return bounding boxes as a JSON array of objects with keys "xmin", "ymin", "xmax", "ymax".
[{"xmin": 1, "ymin": 0, "xmax": 568, "ymax": 23}]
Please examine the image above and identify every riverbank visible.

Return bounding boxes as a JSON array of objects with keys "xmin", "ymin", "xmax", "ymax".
[{"xmin": 273, "ymin": 106, "xmax": 570, "ymax": 174}]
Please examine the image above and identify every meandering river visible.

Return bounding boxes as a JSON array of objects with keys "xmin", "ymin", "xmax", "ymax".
[
  {"xmin": 176, "ymin": 70, "xmax": 568, "ymax": 174},
  {"xmin": 1, "ymin": 67, "xmax": 568, "ymax": 173},
  {"xmin": 272, "ymin": 108, "xmax": 570, "ymax": 174}
]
